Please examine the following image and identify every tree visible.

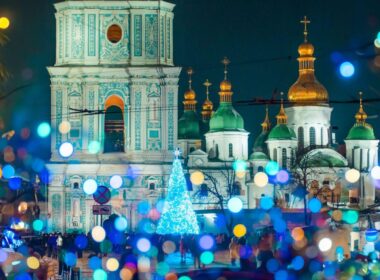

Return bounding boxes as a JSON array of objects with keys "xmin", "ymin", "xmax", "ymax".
[
  {"xmin": 192, "ymin": 162, "xmax": 241, "ymax": 234},
  {"xmin": 156, "ymin": 151, "xmax": 199, "ymax": 235},
  {"xmin": 289, "ymin": 147, "xmax": 342, "ymax": 225}
]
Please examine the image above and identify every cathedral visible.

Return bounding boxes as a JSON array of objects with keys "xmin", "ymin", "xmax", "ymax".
[{"xmin": 46, "ymin": 0, "xmax": 378, "ymax": 233}]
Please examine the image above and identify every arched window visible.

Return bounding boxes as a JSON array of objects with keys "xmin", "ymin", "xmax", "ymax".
[
  {"xmin": 309, "ymin": 127, "xmax": 316, "ymax": 147},
  {"xmin": 282, "ymin": 148, "xmax": 287, "ymax": 168},
  {"xmin": 273, "ymin": 148, "xmax": 277, "ymax": 162},
  {"xmin": 104, "ymin": 105, "xmax": 124, "ymax": 153},
  {"xmin": 320, "ymin": 127, "xmax": 324, "ymax": 146},
  {"xmin": 298, "ymin": 127, "xmax": 304, "ymax": 150},
  {"xmin": 229, "ymin": 143, "xmax": 233, "ymax": 158},
  {"xmin": 328, "ymin": 127, "xmax": 332, "ymax": 145}
]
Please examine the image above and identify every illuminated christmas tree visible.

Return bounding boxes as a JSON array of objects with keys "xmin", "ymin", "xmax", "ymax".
[{"xmin": 156, "ymin": 150, "xmax": 200, "ymax": 235}]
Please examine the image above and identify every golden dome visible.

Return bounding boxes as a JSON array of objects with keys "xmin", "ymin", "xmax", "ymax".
[
  {"xmin": 220, "ymin": 80, "xmax": 232, "ymax": 91},
  {"xmin": 298, "ymin": 42, "xmax": 314, "ymax": 56},
  {"xmin": 288, "ymin": 16, "xmax": 328, "ymax": 105},
  {"xmin": 184, "ymin": 89, "xmax": 196, "ymax": 100},
  {"xmin": 202, "ymin": 99, "xmax": 213, "ymax": 111},
  {"xmin": 355, "ymin": 92, "xmax": 368, "ymax": 124}
]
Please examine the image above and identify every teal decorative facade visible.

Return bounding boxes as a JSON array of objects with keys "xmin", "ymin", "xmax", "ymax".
[{"xmin": 47, "ymin": 0, "xmax": 180, "ymax": 233}]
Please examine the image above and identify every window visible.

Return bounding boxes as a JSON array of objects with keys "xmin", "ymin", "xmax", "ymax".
[
  {"xmin": 229, "ymin": 143, "xmax": 233, "ymax": 157},
  {"xmin": 328, "ymin": 127, "xmax": 332, "ymax": 145},
  {"xmin": 258, "ymin": 166, "xmax": 264, "ymax": 172},
  {"xmin": 320, "ymin": 127, "xmax": 324, "ymax": 145},
  {"xmin": 189, "ymin": 147, "xmax": 195, "ymax": 153},
  {"xmin": 310, "ymin": 127, "xmax": 316, "ymax": 146},
  {"xmin": 107, "ymin": 24, "xmax": 122, "ymax": 43},
  {"xmin": 149, "ymin": 183, "xmax": 155, "ymax": 190},
  {"xmin": 104, "ymin": 105, "xmax": 124, "ymax": 153},
  {"xmin": 73, "ymin": 182, "xmax": 79, "ymax": 189},
  {"xmin": 298, "ymin": 127, "xmax": 304, "ymax": 150},
  {"xmin": 215, "ymin": 144, "xmax": 219, "ymax": 158},
  {"xmin": 232, "ymin": 182, "xmax": 241, "ymax": 195},
  {"xmin": 273, "ymin": 148, "xmax": 277, "ymax": 162},
  {"xmin": 282, "ymin": 148, "xmax": 287, "ymax": 168}
]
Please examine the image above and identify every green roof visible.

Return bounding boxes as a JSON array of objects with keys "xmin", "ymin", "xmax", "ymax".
[
  {"xmin": 249, "ymin": 151, "xmax": 269, "ymax": 160},
  {"xmin": 268, "ymin": 124, "xmax": 296, "ymax": 140},
  {"xmin": 346, "ymin": 124, "xmax": 376, "ymax": 140},
  {"xmin": 178, "ymin": 111, "xmax": 200, "ymax": 139},
  {"xmin": 301, "ymin": 149, "xmax": 347, "ymax": 168},
  {"xmin": 209, "ymin": 103, "xmax": 245, "ymax": 132}
]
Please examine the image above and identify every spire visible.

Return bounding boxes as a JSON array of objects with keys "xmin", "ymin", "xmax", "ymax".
[
  {"xmin": 276, "ymin": 92, "xmax": 287, "ymax": 124},
  {"xmin": 287, "ymin": 16, "xmax": 328, "ymax": 105},
  {"xmin": 261, "ymin": 105, "xmax": 271, "ymax": 132},
  {"xmin": 183, "ymin": 67, "xmax": 197, "ymax": 111},
  {"xmin": 355, "ymin": 91, "xmax": 368, "ymax": 124},
  {"xmin": 201, "ymin": 79, "xmax": 213, "ymax": 122},
  {"xmin": 300, "ymin": 15, "xmax": 310, "ymax": 43},
  {"xmin": 219, "ymin": 57, "xmax": 233, "ymax": 103}
]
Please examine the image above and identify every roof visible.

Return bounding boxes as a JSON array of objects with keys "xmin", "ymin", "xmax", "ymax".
[
  {"xmin": 301, "ymin": 148, "xmax": 348, "ymax": 168},
  {"xmin": 249, "ymin": 152, "xmax": 269, "ymax": 161},
  {"xmin": 178, "ymin": 111, "xmax": 201, "ymax": 139},
  {"xmin": 253, "ymin": 131, "xmax": 269, "ymax": 153},
  {"xmin": 209, "ymin": 103, "xmax": 245, "ymax": 132},
  {"xmin": 346, "ymin": 124, "xmax": 376, "ymax": 140},
  {"xmin": 268, "ymin": 124, "xmax": 296, "ymax": 140}
]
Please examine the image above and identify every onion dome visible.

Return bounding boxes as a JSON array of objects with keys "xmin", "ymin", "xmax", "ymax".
[
  {"xmin": 268, "ymin": 93, "xmax": 296, "ymax": 140},
  {"xmin": 346, "ymin": 92, "xmax": 376, "ymax": 140},
  {"xmin": 250, "ymin": 106, "xmax": 271, "ymax": 160},
  {"xmin": 288, "ymin": 16, "xmax": 328, "ymax": 106},
  {"xmin": 178, "ymin": 68, "xmax": 201, "ymax": 139},
  {"xmin": 201, "ymin": 79, "xmax": 214, "ymax": 122},
  {"xmin": 209, "ymin": 57, "xmax": 245, "ymax": 132}
]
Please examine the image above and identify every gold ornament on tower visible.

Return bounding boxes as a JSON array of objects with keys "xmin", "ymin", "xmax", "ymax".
[
  {"xmin": 288, "ymin": 16, "xmax": 329, "ymax": 105},
  {"xmin": 219, "ymin": 57, "xmax": 233, "ymax": 103},
  {"xmin": 201, "ymin": 79, "xmax": 214, "ymax": 121},
  {"xmin": 183, "ymin": 67, "xmax": 197, "ymax": 111}
]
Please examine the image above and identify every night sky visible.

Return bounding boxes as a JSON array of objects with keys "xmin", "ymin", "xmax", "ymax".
[{"xmin": 0, "ymin": 0, "xmax": 379, "ymax": 160}]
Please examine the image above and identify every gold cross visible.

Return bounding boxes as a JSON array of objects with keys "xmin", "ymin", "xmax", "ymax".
[
  {"xmin": 221, "ymin": 57, "xmax": 230, "ymax": 80},
  {"xmin": 203, "ymin": 79, "xmax": 212, "ymax": 98},
  {"xmin": 300, "ymin": 16, "xmax": 310, "ymax": 42},
  {"xmin": 187, "ymin": 67, "xmax": 193, "ymax": 89}
]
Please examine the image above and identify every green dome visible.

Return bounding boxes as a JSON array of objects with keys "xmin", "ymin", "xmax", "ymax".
[
  {"xmin": 346, "ymin": 124, "xmax": 376, "ymax": 140},
  {"xmin": 253, "ymin": 131, "xmax": 269, "ymax": 153},
  {"xmin": 268, "ymin": 124, "xmax": 296, "ymax": 140},
  {"xmin": 209, "ymin": 104, "xmax": 245, "ymax": 132},
  {"xmin": 178, "ymin": 111, "xmax": 200, "ymax": 139},
  {"xmin": 249, "ymin": 151, "xmax": 269, "ymax": 161},
  {"xmin": 301, "ymin": 149, "xmax": 347, "ymax": 168}
]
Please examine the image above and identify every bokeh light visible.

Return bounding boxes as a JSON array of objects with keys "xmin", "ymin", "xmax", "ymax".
[
  {"xmin": 162, "ymin": 241, "xmax": 176, "ymax": 254},
  {"xmin": 254, "ymin": 172, "xmax": 268, "ymax": 187},
  {"xmin": 137, "ymin": 238, "xmax": 151, "ymax": 253},
  {"xmin": 93, "ymin": 269, "xmax": 107, "ymax": 280},
  {"xmin": 265, "ymin": 161, "xmax": 279, "ymax": 176},
  {"xmin": 291, "ymin": 227, "xmax": 305, "ymax": 241},
  {"xmin": 308, "ymin": 198, "xmax": 322, "ymax": 213},
  {"xmin": 2, "ymin": 164, "xmax": 15, "ymax": 179},
  {"xmin": 371, "ymin": 166, "xmax": 380, "ymax": 180},
  {"xmin": 190, "ymin": 171, "xmax": 204, "ymax": 185},
  {"xmin": 227, "ymin": 197, "xmax": 243, "ymax": 213},
  {"xmin": 114, "ymin": 216, "xmax": 128, "ymax": 232},
  {"xmin": 88, "ymin": 256, "xmax": 102, "ymax": 270},
  {"xmin": 26, "ymin": 256, "xmax": 40, "ymax": 270},
  {"xmin": 58, "ymin": 121, "xmax": 71, "ymax": 134},
  {"xmin": 64, "ymin": 252, "xmax": 77, "ymax": 266},
  {"xmin": 233, "ymin": 160, "xmax": 247, "ymax": 173},
  {"xmin": 9, "ymin": 177, "xmax": 22, "ymax": 190},
  {"xmin": 365, "ymin": 228, "xmax": 378, "ymax": 242},
  {"xmin": 32, "ymin": 219, "xmax": 43, "ymax": 231},
  {"xmin": 276, "ymin": 170, "xmax": 289, "ymax": 184},
  {"xmin": 291, "ymin": 256, "xmax": 304, "ymax": 270},
  {"xmin": 110, "ymin": 175, "xmax": 123, "ymax": 189},
  {"xmin": 345, "ymin": 168, "xmax": 360, "ymax": 183},
  {"xmin": 0, "ymin": 249, "xmax": 8, "ymax": 262},
  {"xmin": 260, "ymin": 196, "xmax": 274, "ymax": 210},
  {"xmin": 233, "ymin": 224, "xmax": 246, "ymax": 238},
  {"xmin": 83, "ymin": 179, "xmax": 98, "ymax": 195},
  {"xmin": 199, "ymin": 235, "xmax": 215, "ymax": 250},
  {"xmin": 200, "ymin": 251, "xmax": 214, "ymax": 265},
  {"xmin": 75, "ymin": 234, "xmax": 88, "ymax": 249},
  {"xmin": 0, "ymin": 17, "xmax": 10, "ymax": 29},
  {"xmin": 59, "ymin": 142, "xmax": 74, "ymax": 158},
  {"xmin": 88, "ymin": 141, "xmax": 101, "ymax": 154},
  {"xmin": 91, "ymin": 226, "xmax": 106, "ymax": 242},
  {"xmin": 266, "ymin": 258, "xmax": 280, "ymax": 273},
  {"xmin": 339, "ymin": 61, "xmax": 355, "ymax": 78},
  {"xmin": 106, "ymin": 258, "xmax": 119, "ymax": 271},
  {"xmin": 37, "ymin": 122, "xmax": 51, "ymax": 138},
  {"xmin": 343, "ymin": 210, "xmax": 359, "ymax": 224},
  {"xmin": 318, "ymin": 237, "xmax": 332, "ymax": 252}
]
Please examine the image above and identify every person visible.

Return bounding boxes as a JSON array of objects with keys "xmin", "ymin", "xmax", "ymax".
[
  {"xmin": 229, "ymin": 237, "xmax": 240, "ymax": 266},
  {"xmin": 189, "ymin": 235, "xmax": 201, "ymax": 269},
  {"xmin": 179, "ymin": 236, "xmax": 187, "ymax": 264}
]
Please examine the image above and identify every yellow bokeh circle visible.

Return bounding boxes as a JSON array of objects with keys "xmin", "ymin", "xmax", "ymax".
[
  {"xmin": 0, "ymin": 17, "xmax": 10, "ymax": 30},
  {"xmin": 106, "ymin": 257, "xmax": 119, "ymax": 271},
  {"xmin": 190, "ymin": 171, "xmax": 204, "ymax": 185},
  {"xmin": 27, "ymin": 256, "xmax": 40, "ymax": 270},
  {"xmin": 233, "ymin": 224, "xmax": 246, "ymax": 238}
]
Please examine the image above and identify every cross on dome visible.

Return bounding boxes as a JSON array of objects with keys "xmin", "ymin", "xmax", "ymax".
[{"xmin": 300, "ymin": 15, "xmax": 310, "ymax": 42}]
